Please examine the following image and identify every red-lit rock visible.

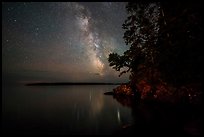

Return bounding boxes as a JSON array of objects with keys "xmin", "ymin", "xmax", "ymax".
[{"xmin": 113, "ymin": 84, "xmax": 134, "ymax": 96}]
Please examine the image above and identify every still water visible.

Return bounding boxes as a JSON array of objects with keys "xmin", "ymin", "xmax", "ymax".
[{"xmin": 2, "ymin": 84, "xmax": 133, "ymax": 135}]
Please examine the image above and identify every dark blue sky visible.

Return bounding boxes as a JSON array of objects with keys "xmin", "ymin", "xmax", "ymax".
[{"xmin": 2, "ymin": 2, "xmax": 130, "ymax": 83}]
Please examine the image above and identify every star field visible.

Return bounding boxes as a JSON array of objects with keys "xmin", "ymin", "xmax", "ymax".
[{"xmin": 2, "ymin": 2, "xmax": 129, "ymax": 83}]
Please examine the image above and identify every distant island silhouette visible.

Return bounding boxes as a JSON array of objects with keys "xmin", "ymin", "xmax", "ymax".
[{"xmin": 26, "ymin": 82, "xmax": 125, "ymax": 86}]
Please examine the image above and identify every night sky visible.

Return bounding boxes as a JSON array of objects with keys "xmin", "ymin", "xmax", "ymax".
[{"xmin": 2, "ymin": 2, "xmax": 130, "ymax": 83}]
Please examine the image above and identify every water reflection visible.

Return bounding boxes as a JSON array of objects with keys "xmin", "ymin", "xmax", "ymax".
[
  {"xmin": 117, "ymin": 108, "xmax": 121, "ymax": 124},
  {"xmin": 90, "ymin": 90, "xmax": 104, "ymax": 116},
  {"xmin": 112, "ymin": 94, "xmax": 202, "ymax": 136},
  {"xmin": 2, "ymin": 85, "xmax": 133, "ymax": 135},
  {"xmin": 113, "ymin": 95, "xmax": 135, "ymax": 108}
]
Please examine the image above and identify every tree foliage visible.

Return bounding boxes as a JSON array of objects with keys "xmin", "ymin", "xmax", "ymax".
[
  {"xmin": 108, "ymin": 1, "xmax": 202, "ymax": 88},
  {"xmin": 108, "ymin": 2, "xmax": 160, "ymax": 78}
]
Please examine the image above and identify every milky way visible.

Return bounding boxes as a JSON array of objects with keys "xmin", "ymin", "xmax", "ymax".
[
  {"xmin": 2, "ymin": 2, "xmax": 129, "ymax": 83},
  {"xmin": 74, "ymin": 3, "xmax": 104, "ymax": 75}
]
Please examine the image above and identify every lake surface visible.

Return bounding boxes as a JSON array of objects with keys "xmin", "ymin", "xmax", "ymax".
[{"xmin": 2, "ymin": 84, "xmax": 134, "ymax": 135}]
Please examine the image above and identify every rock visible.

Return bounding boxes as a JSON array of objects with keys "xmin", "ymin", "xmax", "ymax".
[{"xmin": 113, "ymin": 84, "xmax": 134, "ymax": 96}]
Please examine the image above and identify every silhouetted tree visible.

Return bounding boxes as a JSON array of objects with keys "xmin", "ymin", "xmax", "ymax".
[
  {"xmin": 108, "ymin": 1, "xmax": 203, "ymax": 101},
  {"xmin": 108, "ymin": 2, "xmax": 160, "ymax": 97}
]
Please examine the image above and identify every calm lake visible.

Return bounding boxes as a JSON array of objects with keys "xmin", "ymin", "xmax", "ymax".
[{"xmin": 2, "ymin": 84, "xmax": 134, "ymax": 135}]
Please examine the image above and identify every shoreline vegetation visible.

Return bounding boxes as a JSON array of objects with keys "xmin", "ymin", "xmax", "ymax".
[
  {"xmin": 25, "ymin": 82, "xmax": 126, "ymax": 86},
  {"xmin": 105, "ymin": 83, "xmax": 202, "ymax": 106}
]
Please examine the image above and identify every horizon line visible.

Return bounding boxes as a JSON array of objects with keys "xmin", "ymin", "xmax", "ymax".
[{"xmin": 25, "ymin": 82, "xmax": 127, "ymax": 86}]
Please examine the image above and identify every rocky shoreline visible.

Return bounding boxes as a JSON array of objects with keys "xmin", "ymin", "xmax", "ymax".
[{"xmin": 104, "ymin": 82, "xmax": 202, "ymax": 105}]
